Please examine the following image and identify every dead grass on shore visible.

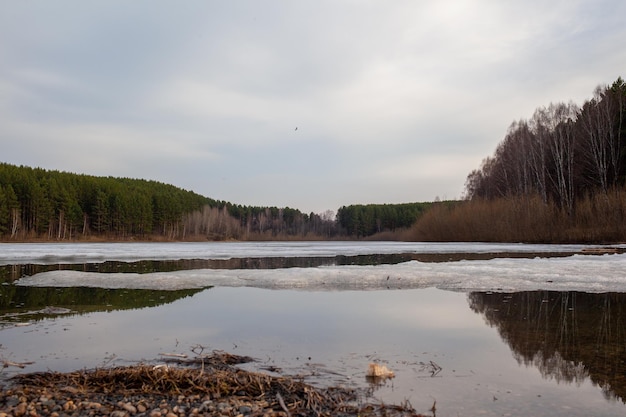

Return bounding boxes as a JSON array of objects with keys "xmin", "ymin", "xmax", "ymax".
[
  {"xmin": 410, "ymin": 191, "xmax": 626, "ymax": 243},
  {"xmin": 8, "ymin": 351, "xmax": 425, "ymax": 417}
]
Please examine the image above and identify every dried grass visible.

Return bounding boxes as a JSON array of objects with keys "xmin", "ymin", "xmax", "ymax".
[
  {"xmin": 410, "ymin": 190, "xmax": 626, "ymax": 243},
  {"xmin": 10, "ymin": 351, "xmax": 425, "ymax": 417}
]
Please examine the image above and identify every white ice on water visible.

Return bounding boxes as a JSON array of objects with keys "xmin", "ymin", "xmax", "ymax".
[
  {"xmin": 9, "ymin": 242, "xmax": 626, "ymax": 293},
  {"xmin": 0, "ymin": 241, "xmax": 614, "ymax": 265}
]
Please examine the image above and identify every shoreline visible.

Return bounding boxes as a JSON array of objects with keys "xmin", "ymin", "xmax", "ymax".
[
  {"xmin": 1, "ymin": 352, "xmax": 423, "ymax": 417},
  {"xmin": 2, "ymin": 234, "xmax": 625, "ymax": 245}
]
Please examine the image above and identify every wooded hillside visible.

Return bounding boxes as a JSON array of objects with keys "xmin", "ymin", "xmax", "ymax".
[
  {"xmin": 0, "ymin": 163, "xmax": 216, "ymax": 239},
  {"xmin": 0, "ymin": 163, "xmax": 342, "ymax": 240},
  {"xmin": 0, "ymin": 163, "xmax": 432, "ymax": 241}
]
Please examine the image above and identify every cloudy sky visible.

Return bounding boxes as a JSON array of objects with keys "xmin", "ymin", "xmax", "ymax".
[{"xmin": 1, "ymin": 1, "xmax": 625, "ymax": 213}]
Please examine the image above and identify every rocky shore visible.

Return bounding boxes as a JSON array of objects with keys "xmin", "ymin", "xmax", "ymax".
[{"xmin": 0, "ymin": 352, "xmax": 424, "ymax": 417}]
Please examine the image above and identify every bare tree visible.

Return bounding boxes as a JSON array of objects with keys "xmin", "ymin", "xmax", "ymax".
[
  {"xmin": 578, "ymin": 85, "xmax": 622, "ymax": 192},
  {"xmin": 529, "ymin": 109, "xmax": 551, "ymax": 203},
  {"xmin": 495, "ymin": 120, "xmax": 541, "ymax": 197},
  {"xmin": 543, "ymin": 102, "xmax": 579, "ymax": 213}
]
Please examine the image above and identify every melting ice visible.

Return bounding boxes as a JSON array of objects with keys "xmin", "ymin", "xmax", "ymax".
[
  {"xmin": 0, "ymin": 241, "xmax": 614, "ymax": 264},
  {"xmin": 9, "ymin": 242, "xmax": 626, "ymax": 293}
]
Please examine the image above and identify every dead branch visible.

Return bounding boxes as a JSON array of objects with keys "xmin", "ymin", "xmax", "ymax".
[{"xmin": 2, "ymin": 360, "xmax": 35, "ymax": 369}]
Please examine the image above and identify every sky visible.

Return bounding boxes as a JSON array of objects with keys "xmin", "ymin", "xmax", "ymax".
[{"xmin": 1, "ymin": 1, "xmax": 626, "ymax": 214}]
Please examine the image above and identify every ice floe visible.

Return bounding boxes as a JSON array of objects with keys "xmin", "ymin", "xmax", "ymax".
[{"xmin": 15, "ymin": 253, "xmax": 626, "ymax": 293}]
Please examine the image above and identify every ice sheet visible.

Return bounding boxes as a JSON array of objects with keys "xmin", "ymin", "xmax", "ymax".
[
  {"xmin": 15, "ymin": 253, "xmax": 626, "ymax": 293},
  {"xmin": 0, "ymin": 241, "xmax": 620, "ymax": 265}
]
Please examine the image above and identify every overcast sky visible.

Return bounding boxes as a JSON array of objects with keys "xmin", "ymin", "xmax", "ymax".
[{"xmin": 1, "ymin": 1, "xmax": 625, "ymax": 213}]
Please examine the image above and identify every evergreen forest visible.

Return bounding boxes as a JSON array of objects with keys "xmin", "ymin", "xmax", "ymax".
[
  {"xmin": 0, "ymin": 163, "xmax": 423, "ymax": 241},
  {"xmin": 0, "ymin": 163, "xmax": 214, "ymax": 239},
  {"xmin": 0, "ymin": 163, "xmax": 347, "ymax": 240},
  {"xmin": 336, "ymin": 202, "xmax": 431, "ymax": 237}
]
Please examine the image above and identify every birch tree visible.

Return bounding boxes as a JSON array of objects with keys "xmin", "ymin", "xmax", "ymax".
[
  {"xmin": 578, "ymin": 83, "xmax": 624, "ymax": 192},
  {"xmin": 544, "ymin": 102, "xmax": 578, "ymax": 214}
]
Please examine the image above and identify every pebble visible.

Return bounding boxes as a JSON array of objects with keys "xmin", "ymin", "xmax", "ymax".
[
  {"xmin": 83, "ymin": 401, "xmax": 102, "ymax": 409},
  {"xmin": 4, "ymin": 396, "xmax": 19, "ymax": 408},
  {"xmin": 63, "ymin": 400, "xmax": 77, "ymax": 412},
  {"xmin": 13, "ymin": 402, "xmax": 27, "ymax": 417},
  {"xmin": 0, "ymin": 390, "xmax": 361, "ymax": 417},
  {"xmin": 0, "ymin": 370, "xmax": 402, "ymax": 417},
  {"xmin": 122, "ymin": 402, "xmax": 138, "ymax": 413}
]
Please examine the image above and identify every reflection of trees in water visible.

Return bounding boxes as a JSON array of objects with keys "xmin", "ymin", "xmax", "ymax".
[
  {"xmin": 0, "ymin": 250, "xmax": 581, "ymax": 282},
  {"xmin": 1, "ymin": 256, "xmax": 416, "ymax": 282},
  {"xmin": 468, "ymin": 291, "xmax": 626, "ymax": 403},
  {"xmin": 0, "ymin": 286, "xmax": 206, "ymax": 327}
]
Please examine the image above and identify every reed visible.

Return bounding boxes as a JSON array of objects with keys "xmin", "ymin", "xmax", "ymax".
[{"xmin": 410, "ymin": 189, "xmax": 626, "ymax": 243}]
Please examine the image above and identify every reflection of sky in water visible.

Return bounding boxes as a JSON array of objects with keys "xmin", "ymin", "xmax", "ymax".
[{"xmin": 2, "ymin": 287, "xmax": 625, "ymax": 416}]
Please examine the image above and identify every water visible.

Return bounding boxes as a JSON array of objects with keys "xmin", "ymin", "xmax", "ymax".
[{"xmin": 1, "ymin": 242, "xmax": 625, "ymax": 416}]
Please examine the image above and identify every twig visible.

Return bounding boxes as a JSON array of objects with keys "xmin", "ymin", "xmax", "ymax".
[
  {"xmin": 429, "ymin": 360, "xmax": 442, "ymax": 376},
  {"xmin": 276, "ymin": 392, "xmax": 292, "ymax": 417},
  {"xmin": 430, "ymin": 396, "xmax": 437, "ymax": 416},
  {"xmin": 159, "ymin": 352, "xmax": 188, "ymax": 359},
  {"xmin": 2, "ymin": 360, "xmax": 35, "ymax": 369},
  {"xmin": 189, "ymin": 344, "xmax": 207, "ymax": 376}
]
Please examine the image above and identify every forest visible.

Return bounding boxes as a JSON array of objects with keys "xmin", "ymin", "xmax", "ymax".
[
  {"xmin": 3, "ymin": 77, "xmax": 624, "ymax": 243},
  {"xmin": 0, "ymin": 163, "xmax": 347, "ymax": 240},
  {"xmin": 336, "ymin": 202, "xmax": 431, "ymax": 237},
  {"xmin": 411, "ymin": 76, "xmax": 626, "ymax": 242},
  {"xmin": 0, "ymin": 163, "xmax": 213, "ymax": 239},
  {"xmin": 0, "ymin": 163, "xmax": 423, "ymax": 241}
]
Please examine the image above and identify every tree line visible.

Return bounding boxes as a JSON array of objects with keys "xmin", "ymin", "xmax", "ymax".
[
  {"xmin": 410, "ymin": 76, "xmax": 626, "ymax": 243},
  {"xmin": 184, "ymin": 204, "xmax": 340, "ymax": 240},
  {"xmin": 0, "ymin": 163, "xmax": 216, "ymax": 239},
  {"xmin": 336, "ymin": 202, "xmax": 431, "ymax": 237},
  {"xmin": 465, "ymin": 77, "xmax": 626, "ymax": 211},
  {"xmin": 0, "ymin": 162, "xmax": 437, "ymax": 241},
  {"xmin": 0, "ymin": 163, "xmax": 345, "ymax": 240}
]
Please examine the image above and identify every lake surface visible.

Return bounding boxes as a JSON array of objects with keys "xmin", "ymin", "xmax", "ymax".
[{"xmin": 1, "ymin": 241, "xmax": 626, "ymax": 416}]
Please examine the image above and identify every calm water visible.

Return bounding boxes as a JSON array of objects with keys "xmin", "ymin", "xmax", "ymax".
[{"xmin": 1, "ymin": 242, "xmax": 625, "ymax": 416}]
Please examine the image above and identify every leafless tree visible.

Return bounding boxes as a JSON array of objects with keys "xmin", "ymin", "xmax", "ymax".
[
  {"xmin": 542, "ymin": 102, "xmax": 579, "ymax": 213},
  {"xmin": 578, "ymin": 84, "xmax": 624, "ymax": 192}
]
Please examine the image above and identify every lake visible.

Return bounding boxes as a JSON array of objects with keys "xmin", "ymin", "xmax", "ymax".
[{"xmin": 1, "ymin": 241, "xmax": 626, "ymax": 416}]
